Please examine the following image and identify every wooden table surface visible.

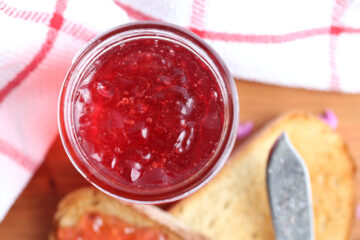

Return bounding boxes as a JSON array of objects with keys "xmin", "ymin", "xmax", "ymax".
[{"xmin": 0, "ymin": 80, "xmax": 359, "ymax": 240}]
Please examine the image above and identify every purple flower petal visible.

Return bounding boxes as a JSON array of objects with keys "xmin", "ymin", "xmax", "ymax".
[
  {"xmin": 356, "ymin": 204, "xmax": 360, "ymax": 220},
  {"xmin": 319, "ymin": 109, "xmax": 338, "ymax": 129},
  {"xmin": 237, "ymin": 121, "xmax": 254, "ymax": 139}
]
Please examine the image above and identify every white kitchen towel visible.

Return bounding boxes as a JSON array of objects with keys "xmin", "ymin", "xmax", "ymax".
[{"xmin": 0, "ymin": 0, "xmax": 359, "ymax": 221}]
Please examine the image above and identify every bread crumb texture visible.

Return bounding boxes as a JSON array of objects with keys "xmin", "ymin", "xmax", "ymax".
[{"xmin": 170, "ymin": 112, "xmax": 355, "ymax": 240}]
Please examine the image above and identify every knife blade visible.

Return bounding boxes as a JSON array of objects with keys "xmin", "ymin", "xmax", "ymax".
[{"xmin": 266, "ymin": 132, "xmax": 314, "ymax": 240}]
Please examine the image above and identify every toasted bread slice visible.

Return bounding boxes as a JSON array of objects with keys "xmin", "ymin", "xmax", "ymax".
[
  {"xmin": 50, "ymin": 187, "xmax": 209, "ymax": 240},
  {"xmin": 170, "ymin": 111, "xmax": 356, "ymax": 240}
]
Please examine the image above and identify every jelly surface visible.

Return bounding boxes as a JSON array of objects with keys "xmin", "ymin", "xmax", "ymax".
[
  {"xmin": 57, "ymin": 212, "xmax": 167, "ymax": 240},
  {"xmin": 74, "ymin": 38, "xmax": 224, "ymax": 189}
]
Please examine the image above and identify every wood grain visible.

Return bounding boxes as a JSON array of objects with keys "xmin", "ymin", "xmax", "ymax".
[{"xmin": 0, "ymin": 80, "xmax": 359, "ymax": 240}]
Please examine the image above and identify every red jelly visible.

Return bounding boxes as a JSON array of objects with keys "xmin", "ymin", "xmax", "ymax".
[
  {"xmin": 57, "ymin": 212, "xmax": 168, "ymax": 240},
  {"xmin": 59, "ymin": 22, "xmax": 238, "ymax": 203}
]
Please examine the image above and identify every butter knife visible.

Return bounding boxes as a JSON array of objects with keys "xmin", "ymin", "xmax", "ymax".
[{"xmin": 266, "ymin": 132, "xmax": 314, "ymax": 240}]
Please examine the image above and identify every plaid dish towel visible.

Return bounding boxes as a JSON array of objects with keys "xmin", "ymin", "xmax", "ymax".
[{"xmin": 0, "ymin": 0, "xmax": 359, "ymax": 221}]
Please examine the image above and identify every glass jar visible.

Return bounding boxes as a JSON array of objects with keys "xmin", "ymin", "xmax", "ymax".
[{"xmin": 58, "ymin": 22, "xmax": 239, "ymax": 204}]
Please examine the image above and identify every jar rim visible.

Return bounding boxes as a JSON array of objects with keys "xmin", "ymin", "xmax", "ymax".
[{"xmin": 58, "ymin": 21, "xmax": 239, "ymax": 204}]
